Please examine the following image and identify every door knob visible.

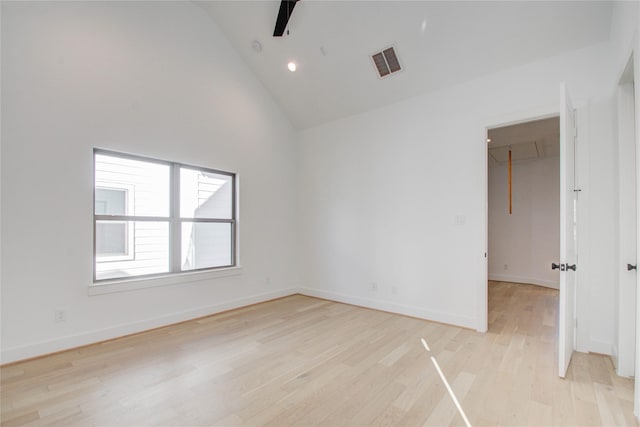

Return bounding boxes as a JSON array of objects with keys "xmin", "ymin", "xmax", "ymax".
[
  {"xmin": 629, "ymin": 264, "xmax": 638, "ymax": 271},
  {"xmin": 566, "ymin": 264, "xmax": 576, "ymax": 271},
  {"xmin": 552, "ymin": 263, "xmax": 561, "ymax": 270}
]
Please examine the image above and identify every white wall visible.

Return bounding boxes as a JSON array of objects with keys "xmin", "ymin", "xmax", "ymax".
[
  {"xmin": 0, "ymin": 1, "xmax": 300, "ymax": 363},
  {"xmin": 488, "ymin": 157, "xmax": 560, "ymax": 289},
  {"xmin": 298, "ymin": 41, "xmax": 613, "ymax": 336},
  {"xmin": 609, "ymin": 2, "xmax": 640, "ymax": 79}
]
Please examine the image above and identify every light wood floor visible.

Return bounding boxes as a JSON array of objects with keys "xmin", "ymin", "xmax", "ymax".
[{"xmin": 1, "ymin": 281, "xmax": 637, "ymax": 426}]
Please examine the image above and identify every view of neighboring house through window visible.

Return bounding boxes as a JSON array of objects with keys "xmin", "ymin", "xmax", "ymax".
[
  {"xmin": 95, "ymin": 187, "xmax": 131, "ymax": 258},
  {"xmin": 94, "ymin": 150, "xmax": 236, "ymax": 282},
  {"xmin": 180, "ymin": 168, "xmax": 233, "ymax": 270}
]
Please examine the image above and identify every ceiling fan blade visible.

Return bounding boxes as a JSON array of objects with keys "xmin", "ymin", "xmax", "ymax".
[{"xmin": 273, "ymin": 0, "xmax": 299, "ymax": 37}]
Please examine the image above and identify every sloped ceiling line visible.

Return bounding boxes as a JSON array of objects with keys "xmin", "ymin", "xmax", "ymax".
[{"xmin": 197, "ymin": 1, "xmax": 612, "ymax": 129}]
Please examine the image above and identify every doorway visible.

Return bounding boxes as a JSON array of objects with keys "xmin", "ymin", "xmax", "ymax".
[
  {"xmin": 487, "ymin": 117, "xmax": 561, "ymax": 291},
  {"xmin": 486, "ymin": 112, "xmax": 577, "ymax": 370},
  {"xmin": 483, "ymin": 86, "xmax": 578, "ymax": 379}
]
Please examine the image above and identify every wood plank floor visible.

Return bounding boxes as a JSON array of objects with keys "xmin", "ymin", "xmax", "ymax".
[{"xmin": 1, "ymin": 281, "xmax": 637, "ymax": 426}]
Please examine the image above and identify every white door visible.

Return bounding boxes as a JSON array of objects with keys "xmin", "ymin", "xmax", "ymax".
[
  {"xmin": 558, "ymin": 83, "xmax": 578, "ymax": 378},
  {"xmin": 617, "ymin": 70, "xmax": 637, "ymax": 378}
]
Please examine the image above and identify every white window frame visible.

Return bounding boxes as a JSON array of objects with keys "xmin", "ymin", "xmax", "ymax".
[{"xmin": 93, "ymin": 149, "xmax": 237, "ymax": 283}]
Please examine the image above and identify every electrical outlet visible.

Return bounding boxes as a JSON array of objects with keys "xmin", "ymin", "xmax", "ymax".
[
  {"xmin": 265, "ymin": 276, "xmax": 271, "ymax": 286},
  {"xmin": 54, "ymin": 309, "xmax": 66, "ymax": 323},
  {"xmin": 454, "ymin": 215, "xmax": 466, "ymax": 226},
  {"xmin": 371, "ymin": 282, "xmax": 378, "ymax": 291},
  {"xmin": 392, "ymin": 286, "xmax": 398, "ymax": 295},
  {"xmin": 503, "ymin": 264, "xmax": 508, "ymax": 271}
]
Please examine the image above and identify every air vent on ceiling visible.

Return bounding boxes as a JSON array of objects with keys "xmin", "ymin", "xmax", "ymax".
[{"xmin": 371, "ymin": 46, "xmax": 402, "ymax": 78}]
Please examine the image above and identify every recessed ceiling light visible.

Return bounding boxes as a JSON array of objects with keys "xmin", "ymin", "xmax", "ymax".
[
  {"xmin": 251, "ymin": 40, "xmax": 262, "ymax": 53},
  {"xmin": 487, "ymin": 138, "xmax": 492, "ymax": 143},
  {"xmin": 287, "ymin": 61, "xmax": 297, "ymax": 72}
]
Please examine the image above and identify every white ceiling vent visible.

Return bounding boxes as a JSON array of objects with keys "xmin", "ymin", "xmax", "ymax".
[{"xmin": 371, "ymin": 46, "xmax": 402, "ymax": 78}]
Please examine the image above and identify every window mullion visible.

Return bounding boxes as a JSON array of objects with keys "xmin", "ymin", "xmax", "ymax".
[{"xmin": 170, "ymin": 164, "xmax": 182, "ymax": 273}]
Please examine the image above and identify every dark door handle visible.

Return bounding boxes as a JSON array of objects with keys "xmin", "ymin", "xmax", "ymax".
[
  {"xmin": 566, "ymin": 264, "xmax": 576, "ymax": 271},
  {"xmin": 551, "ymin": 263, "xmax": 561, "ymax": 270},
  {"xmin": 629, "ymin": 264, "xmax": 638, "ymax": 271}
]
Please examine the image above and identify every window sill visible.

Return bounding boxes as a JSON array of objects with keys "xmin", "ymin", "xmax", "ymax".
[{"xmin": 88, "ymin": 266, "xmax": 243, "ymax": 296}]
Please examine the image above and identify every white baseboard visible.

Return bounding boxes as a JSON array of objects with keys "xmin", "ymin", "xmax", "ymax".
[
  {"xmin": 489, "ymin": 274, "xmax": 558, "ymax": 289},
  {"xmin": 3, "ymin": 287, "xmax": 484, "ymax": 364},
  {"xmin": 298, "ymin": 287, "xmax": 478, "ymax": 330},
  {"xmin": 1, "ymin": 288, "xmax": 299, "ymax": 365}
]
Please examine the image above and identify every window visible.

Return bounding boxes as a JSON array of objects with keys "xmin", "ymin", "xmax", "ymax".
[{"xmin": 94, "ymin": 150, "xmax": 236, "ymax": 282}]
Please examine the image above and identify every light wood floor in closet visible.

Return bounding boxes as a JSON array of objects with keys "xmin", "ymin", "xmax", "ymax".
[{"xmin": 1, "ymin": 281, "xmax": 637, "ymax": 426}]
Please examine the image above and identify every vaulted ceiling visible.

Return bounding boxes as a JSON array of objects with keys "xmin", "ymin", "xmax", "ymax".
[{"xmin": 197, "ymin": 1, "xmax": 612, "ymax": 130}]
